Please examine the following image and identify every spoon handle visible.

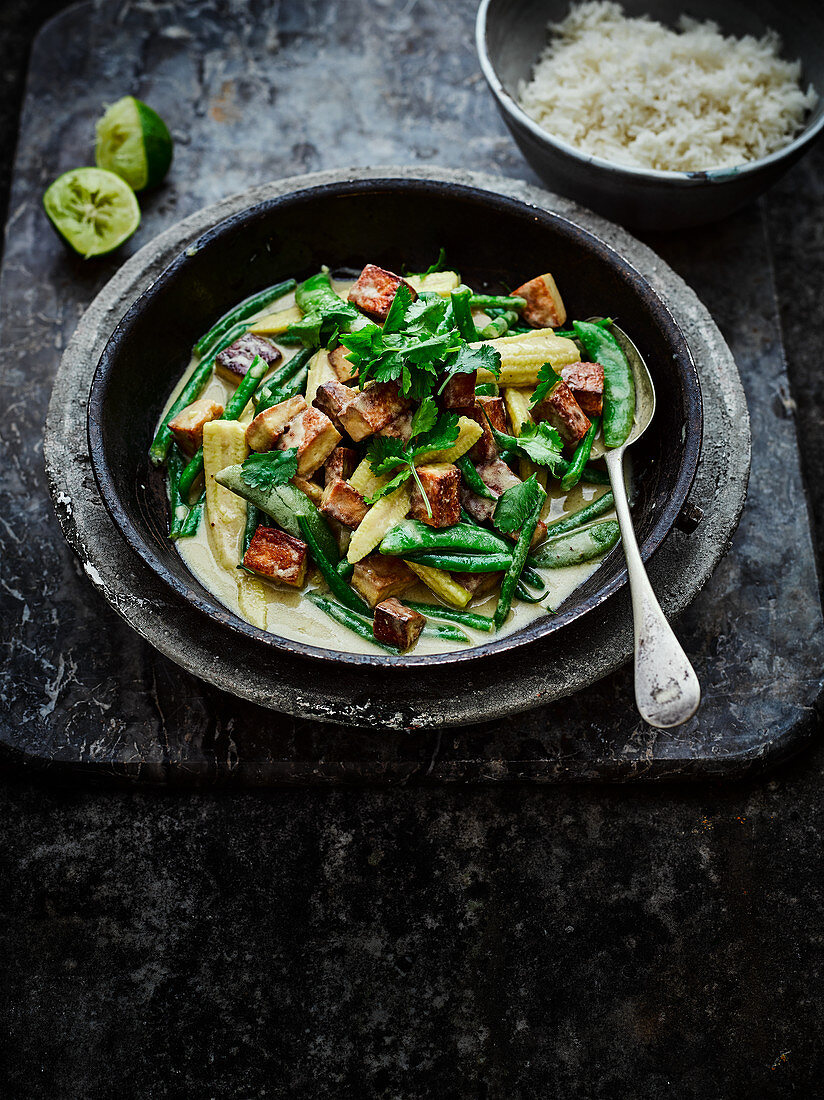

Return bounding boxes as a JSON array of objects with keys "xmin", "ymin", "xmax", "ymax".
[{"xmin": 605, "ymin": 449, "xmax": 701, "ymax": 729}]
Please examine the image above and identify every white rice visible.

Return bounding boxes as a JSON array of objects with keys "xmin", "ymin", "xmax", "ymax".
[{"xmin": 517, "ymin": 1, "xmax": 817, "ymax": 172}]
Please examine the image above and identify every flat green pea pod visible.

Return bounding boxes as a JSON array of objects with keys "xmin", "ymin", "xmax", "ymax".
[
  {"xmin": 380, "ymin": 520, "xmax": 507, "ymax": 558},
  {"xmin": 573, "ymin": 321, "xmax": 635, "ymax": 449},
  {"xmin": 401, "ymin": 551, "xmax": 513, "ymax": 573},
  {"xmin": 562, "ymin": 415, "xmax": 601, "ymax": 492},
  {"xmin": 528, "ymin": 520, "xmax": 620, "ymax": 569}
]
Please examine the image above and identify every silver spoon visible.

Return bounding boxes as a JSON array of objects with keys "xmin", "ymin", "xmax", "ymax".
[{"xmin": 599, "ymin": 323, "xmax": 701, "ymax": 728}]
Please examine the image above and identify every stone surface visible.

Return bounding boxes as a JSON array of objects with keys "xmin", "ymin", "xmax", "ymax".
[
  {"xmin": 3, "ymin": 0, "xmax": 821, "ymax": 781},
  {"xmin": 1, "ymin": 2, "xmax": 823, "ymax": 1097}
]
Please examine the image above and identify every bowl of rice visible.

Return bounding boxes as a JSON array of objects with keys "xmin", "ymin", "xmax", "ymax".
[{"xmin": 476, "ymin": 0, "xmax": 824, "ymax": 229}]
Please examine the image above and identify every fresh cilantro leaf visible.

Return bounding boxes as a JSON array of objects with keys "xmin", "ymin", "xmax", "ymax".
[
  {"xmin": 365, "ymin": 467, "xmax": 412, "ymax": 505},
  {"xmin": 240, "ymin": 448, "xmax": 298, "ymax": 491},
  {"xmin": 492, "ymin": 475, "xmax": 546, "ymax": 534},
  {"xmin": 412, "ymin": 412, "xmax": 460, "ymax": 460},
  {"xmin": 383, "ymin": 284, "xmax": 414, "ymax": 336},
  {"xmin": 411, "ymin": 396, "xmax": 438, "ymax": 437},
  {"xmin": 530, "ymin": 362, "xmax": 560, "ymax": 407},
  {"xmin": 438, "ymin": 342, "xmax": 501, "ymax": 393},
  {"xmin": 405, "ymin": 292, "xmax": 449, "ymax": 336},
  {"xmin": 514, "ymin": 422, "xmax": 564, "ymax": 469},
  {"xmin": 366, "ymin": 434, "xmax": 408, "ymax": 474}
]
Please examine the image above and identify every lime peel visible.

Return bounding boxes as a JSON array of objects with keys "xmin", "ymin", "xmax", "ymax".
[{"xmin": 95, "ymin": 95, "xmax": 173, "ymax": 191}]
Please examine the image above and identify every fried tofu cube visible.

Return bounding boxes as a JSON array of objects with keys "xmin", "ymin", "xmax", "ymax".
[
  {"xmin": 460, "ymin": 457, "xmax": 522, "ymax": 523},
  {"xmin": 313, "ymin": 379, "xmax": 358, "ymax": 431},
  {"xmin": 245, "ymin": 395, "xmax": 308, "ymax": 452},
  {"xmin": 243, "ymin": 526, "xmax": 308, "ymax": 588},
  {"xmin": 215, "ymin": 333, "xmax": 282, "ymax": 385},
  {"xmin": 347, "ymin": 264, "xmax": 417, "ymax": 322},
  {"xmin": 410, "ymin": 463, "xmax": 461, "ymax": 528},
  {"xmin": 561, "ymin": 361, "xmax": 604, "ymax": 417},
  {"xmin": 441, "ymin": 371, "xmax": 476, "ymax": 409},
  {"xmin": 512, "ymin": 273, "xmax": 567, "ymax": 329},
  {"xmin": 532, "ymin": 380, "xmax": 591, "ymax": 448},
  {"xmin": 277, "ymin": 407, "xmax": 342, "ymax": 476},
  {"xmin": 337, "ymin": 381, "xmax": 411, "ymax": 442},
  {"xmin": 320, "ymin": 479, "xmax": 369, "ymax": 528},
  {"xmin": 380, "ymin": 411, "xmax": 414, "ymax": 443},
  {"xmin": 168, "ymin": 397, "xmax": 224, "ymax": 455},
  {"xmin": 373, "ymin": 598, "xmax": 425, "ymax": 650},
  {"xmin": 324, "ymin": 445, "xmax": 358, "ymax": 485},
  {"xmin": 351, "ymin": 553, "xmax": 416, "ymax": 608},
  {"xmin": 459, "ymin": 571, "xmax": 503, "ymax": 600},
  {"xmin": 328, "ymin": 345, "xmax": 359, "ymax": 384},
  {"xmin": 460, "ymin": 395, "xmax": 508, "ymax": 464}
]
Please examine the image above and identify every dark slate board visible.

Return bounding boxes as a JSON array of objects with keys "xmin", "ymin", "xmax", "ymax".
[{"xmin": 1, "ymin": 0, "xmax": 822, "ymax": 784}]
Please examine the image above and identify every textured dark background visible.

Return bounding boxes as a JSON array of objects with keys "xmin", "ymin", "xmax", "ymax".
[{"xmin": 1, "ymin": 1, "xmax": 823, "ymax": 1097}]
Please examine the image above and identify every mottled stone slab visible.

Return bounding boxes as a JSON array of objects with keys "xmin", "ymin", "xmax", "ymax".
[{"xmin": 1, "ymin": 0, "xmax": 822, "ymax": 782}]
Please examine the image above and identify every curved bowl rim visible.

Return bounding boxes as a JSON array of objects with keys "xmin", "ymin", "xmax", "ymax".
[
  {"xmin": 475, "ymin": 0, "xmax": 824, "ymax": 185},
  {"xmin": 87, "ymin": 175, "xmax": 702, "ymax": 669}
]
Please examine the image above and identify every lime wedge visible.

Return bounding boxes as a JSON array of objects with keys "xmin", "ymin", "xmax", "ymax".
[
  {"xmin": 95, "ymin": 95, "xmax": 173, "ymax": 191},
  {"xmin": 42, "ymin": 167, "xmax": 141, "ymax": 258}
]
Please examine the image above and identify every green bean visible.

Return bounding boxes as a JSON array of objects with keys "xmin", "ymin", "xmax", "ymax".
[
  {"xmin": 175, "ymin": 490, "xmax": 205, "ymax": 539},
  {"xmin": 573, "ymin": 321, "xmax": 634, "ymax": 449},
  {"xmin": 148, "ymin": 319, "xmax": 248, "ymax": 466},
  {"xmin": 423, "ymin": 621, "xmax": 470, "ymax": 644},
  {"xmin": 544, "ymin": 491, "xmax": 615, "ymax": 538},
  {"xmin": 456, "ymin": 455, "xmax": 496, "ymax": 500},
  {"xmin": 514, "ymin": 582, "xmax": 544, "ymax": 603},
  {"xmin": 380, "ymin": 520, "xmax": 507, "ymax": 558},
  {"xmin": 241, "ymin": 504, "xmax": 261, "ymax": 562},
  {"xmin": 555, "ymin": 459, "xmax": 610, "ymax": 486},
  {"xmin": 562, "ymin": 416, "xmax": 601, "ymax": 492},
  {"xmin": 253, "ymin": 347, "xmax": 313, "ymax": 411},
  {"xmin": 296, "ymin": 513, "xmax": 367, "ymax": 614},
  {"xmin": 402, "ymin": 600, "xmax": 495, "ymax": 632},
  {"xmin": 494, "ymin": 495, "xmax": 543, "ymax": 629},
  {"xmin": 469, "ymin": 294, "xmax": 526, "ymax": 311},
  {"xmin": 166, "ymin": 446, "xmax": 187, "ymax": 538},
  {"xmin": 478, "ymin": 310, "xmax": 519, "ymax": 339},
  {"xmin": 177, "ymin": 354, "xmax": 269, "ymax": 500},
  {"xmin": 399, "ymin": 552, "xmax": 513, "ymax": 573},
  {"xmin": 528, "ymin": 520, "xmax": 621, "ymax": 568},
  {"xmin": 520, "ymin": 565, "xmax": 547, "ymax": 591},
  {"xmin": 337, "ymin": 559, "xmax": 355, "ymax": 580},
  {"xmin": 306, "ymin": 591, "xmax": 400, "ymax": 654},
  {"xmin": 450, "ymin": 285, "xmax": 478, "ymax": 342},
  {"xmin": 194, "ymin": 278, "xmax": 296, "ymax": 356}
]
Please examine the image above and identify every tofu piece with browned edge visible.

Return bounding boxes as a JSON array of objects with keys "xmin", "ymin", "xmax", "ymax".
[
  {"xmin": 320, "ymin": 479, "xmax": 369, "ymax": 528},
  {"xmin": 328, "ymin": 345, "xmax": 358, "ymax": 384},
  {"xmin": 243, "ymin": 527, "xmax": 308, "ymax": 587},
  {"xmin": 373, "ymin": 598, "xmax": 425, "ymax": 650},
  {"xmin": 351, "ymin": 553, "xmax": 416, "ymax": 608},
  {"xmin": 560, "ymin": 362, "xmax": 604, "ymax": 417},
  {"xmin": 245, "ymin": 395, "xmax": 308, "ymax": 452},
  {"xmin": 168, "ymin": 397, "xmax": 224, "ymax": 455},
  {"xmin": 215, "ymin": 333, "xmax": 282, "ymax": 385},
  {"xmin": 459, "ymin": 571, "xmax": 504, "ymax": 600},
  {"xmin": 348, "ymin": 264, "xmax": 417, "ymax": 322},
  {"xmin": 441, "ymin": 371, "xmax": 476, "ymax": 409},
  {"xmin": 337, "ymin": 381, "xmax": 411, "ymax": 442},
  {"xmin": 324, "ymin": 446, "xmax": 358, "ymax": 485},
  {"xmin": 277, "ymin": 407, "xmax": 341, "ymax": 476},
  {"xmin": 532, "ymin": 380, "xmax": 591, "ymax": 448},
  {"xmin": 458, "ymin": 395, "xmax": 508, "ymax": 464},
  {"xmin": 313, "ymin": 379, "xmax": 357, "ymax": 431},
  {"xmin": 461, "ymin": 458, "xmax": 547, "ymax": 546},
  {"xmin": 512, "ymin": 273, "xmax": 567, "ymax": 329},
  {"xmin": 410, "ymin": 463, "xmax": 461, "ymax": 528}
]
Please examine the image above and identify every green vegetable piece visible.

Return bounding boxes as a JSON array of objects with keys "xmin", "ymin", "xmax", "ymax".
[
  {"xmin": 379, "ymin": 519, "xmax": 511, "ymax": 558},
  {"xmin": 306, "ymin": 592, "xmax": 400, "ymax": 654},
  {"xmin": 450, "ymin": 285, "xmax": 478, "ymax": 342},
  {"xmin": 456, "ymin": 455, "xmax": 496, "ymax": 500},
  {"xmin": 494, "ymin": 493, "xmax": 544, "ymax": 630},
  {"xmin": 402, "ymin": 601, "xmax": 495, "ymax": 633},
  {"xmin": 194, "ymin": 279, "xmax": 296, "ymax": 357},
  {"xmin": 573, "ymin": 321, "xmax": 635, "ymax": 449},
  {"xmin": 528, "ymin": 521, "xmax": 621, "ymax": 568},
  {"xmin": 469, "ymin": 294, "xmax": 526, "ymax": 311},
  {"xmin": 530, "ymin": 361, "xmax": 561, "ymax": 408},
  {"xmin": 397, "ymin": 552, "xmax": 513, "ymax": 573},
  {"xmin": 544, "ymin": 491, "xmax": 615, "ymax": 538},
  {"xmin": 493, "ymin": 474, "xmax": 546, "ymax": 535},
  {"xmin": 561, "ymin": 415, "xmax": 601, "ymax": 492},
  {"xmin": 240, "ymin": 449, "xmax": 298, "ymax": 492},
  {"xmin": 175, "ymin": 490, "xmax": 205, "ymax": 539},
  {"xmin": 240, "ymin": 504, "xmax": 261, "ymax": 562}
]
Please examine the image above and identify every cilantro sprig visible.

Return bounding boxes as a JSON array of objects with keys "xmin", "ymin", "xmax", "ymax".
[
  {"xmin": 364, "ymin": 409, "xmax": 460, "ymax": 515},
  {"xmin": 240, "ymin": 448, "xmax": 298, "ymax": 491},
  {"xmin": 480, "ymin": 409, "xmax": 565, "ymax": 475},
  {"xmin": 530, "ymin": 362, "xmax": 561, "ymax": 407}
]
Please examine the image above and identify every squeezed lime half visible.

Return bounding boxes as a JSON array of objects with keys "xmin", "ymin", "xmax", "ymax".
[
  {"xmin": 95, "ymin": 95, "xmax": 173, "ymax": 191},
  {"xmin": 42, "ymin": 167, "xmax": 141, "ymax": 258}
]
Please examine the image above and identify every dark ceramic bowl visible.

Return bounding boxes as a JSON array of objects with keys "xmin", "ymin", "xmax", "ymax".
[
  {"xmin": 87, "ymin": 176, "xmax": 702, "ymax": 668},
  {"xmin": 477, "ymin": 0, "xmax": 824, "ymax": 230}
]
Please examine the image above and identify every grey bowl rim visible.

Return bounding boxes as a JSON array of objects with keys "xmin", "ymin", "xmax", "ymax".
[
  {"xmin": 475, "ymin": 0, "xmax": 824, "ymax": 185},
  {"xmin": 86, "ymin": 174, "xmax": 702, "ymax": 670}
]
